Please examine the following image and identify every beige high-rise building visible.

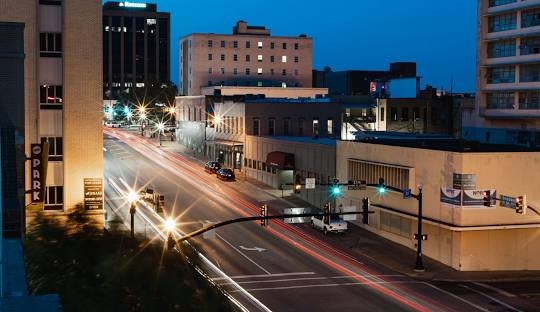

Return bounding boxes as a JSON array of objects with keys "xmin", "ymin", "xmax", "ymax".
[
  {"xmin": 0, "ymin": 0, "xmax": 104, "ymax": 221},
  {"xmin": 180, "ymin": 21, "xmax": 313, "ymax": 96},
  {"xmin": 465, "ymin": 0, "xmax": 540, "ymax": 146}
]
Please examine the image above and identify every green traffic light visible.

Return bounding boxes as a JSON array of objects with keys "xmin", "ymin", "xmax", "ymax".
[
  {"xmin": 378, "ymin": 186, "xmax": 386, "ymax": 195},
  {"xmin": 332, "ymin": 186, "xmax": 341, "ymax": 195}
]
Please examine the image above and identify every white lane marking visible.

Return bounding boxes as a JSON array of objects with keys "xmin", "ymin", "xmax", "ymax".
[
  {"xmin": 421, "ymin": 282, "xmax": 490, "ymax": 312},
  {"xmin": 228, "ymin": 281, "xmax": 423, "ymax": 293},
  {"xmin": 218, "ymin": 275, "xmax": 407, "ymax": 286},
  {"xmin": 216, "ymin": 233, "xmax": 271, "ymax": 275},
  {"xmin": 239, "ymin": 246, "xmax": 266, "ymax": 252},
  {"xmin": 473, "ymin": 282, "xmax": 516, "ymax": 298},
  {"xmin": 212, "ymin": 272, "xmax": 316, "ymax": 281},
  {"xmin": 459, "ymin": 284, "xmax": 523, "ymax": 312}
]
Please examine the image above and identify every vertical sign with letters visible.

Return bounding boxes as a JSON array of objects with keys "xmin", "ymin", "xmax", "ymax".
[
  {"xmin": 84, "ymin": 178, "xmax": 103, "ymax": 210},
  {"xmin": 30, "ymin": 144, "xmax": 45, "ymax": 203}
]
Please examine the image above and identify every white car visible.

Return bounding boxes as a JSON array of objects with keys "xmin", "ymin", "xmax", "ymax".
[{"xmin": 311, "ymin": 214, "xmax": 348, "ymax": 235}]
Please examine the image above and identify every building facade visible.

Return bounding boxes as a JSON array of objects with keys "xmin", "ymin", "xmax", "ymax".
[
  {"xmin": 336, "ymin": 139, "xmax": 540, "ymax": 271},
  {"xmin": 466, "ymin": 0, "xmax": 540, "ymax": 146},
  {"xmin": 0, "ymin": 0, "xmax": 104, "ymax": 221},
  {"xmin": 180, "ymin": 21, "xmax": 313, "ymax": 96},
  {"xmin": 103, "ymin": 1, "xmax": 170, "ymax": 100}
]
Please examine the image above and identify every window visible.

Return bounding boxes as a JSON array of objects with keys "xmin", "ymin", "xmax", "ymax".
[
  {"xmin": 257, "ymin": 81, "xmax": 263, "ymax": 87},
  {"xmin": 282, "ymin": 42, "xmax": 287, "ymax": 49},
  {"xmin": 294, "ymin": 56, "xmax": 299, "ymax": 63},
  {"xmin": 41, "ymin": 137, "xmax": 63, "ymax": 161},
  {"xmin": 234, "ymin": 54, "xmax": 238, "ymax": 61},
  {"xmin": 522, "ymin": 8, "xmax": 540, "ymax": 28},
  {"xmin": 282, "ymin": 69, "xmax": 287, "ymax": 76},
  {"xmin": 326, "ymin": 119, "xmax": 333, "ymax": 136},
  {"xmin": 221, "ymin": 54, "xmax": 225, "ymax": 61},
  {"xmin": 270, "ymin": 55, "xmax": 275, "ymax": 63},
  {"xmin": 270, "ymin": 42, "xmax": 275, "ymax": 49},
  {"xmin": 253, "ymin": 118, "xmax": 260, "ymax": 135},
  {"xmin": 44, "ymin": 186, "xmax": 63, "ymax": 210},
  {"xmin": 257, "ymin": 68, "xmax": 263, "ymax": 75},
  {"xmin": 380, "ymin": 211, "xmax": 411, "ymax": 239},
  {"xmin": 268, "ymin": 118, "xmax": 275, "ymax": 136},
  {"xmin": 207, "ymin": 40, "xmax": 213, "ymax": 47},
  {"xmin": 258, "ymin": 41, "xmax": 263, "ymax": 48},
  {"xmin": 220, "ymin": 67, "xmax": 225, "ymax": 74},
  {"xmin": 294, "ymin": 69, "xmax": 299, "ymax": 76},
  {"xmin": 489, "ymin": 0, "xmax": 516, "ymax": 7},
  {"xmin": 487, "ymin": 65, "xmax": 515, "ymax": 83},
  {"xmin": 347, "ymin": 159, "xmax": 411, "ymax": 191},
  {"xmin": 233, "ymin": 41, "xmax": 238, "ymax": 48},
  {"xmin": 40, "ymin": 85, "xmax": 63, "ymax": 106},
  {"xmin": 282, "ymin": 82, "xmax": 287, "ymax": 88},
  {"xmin": 312, "ymin": 119, "xmax": 319, "ymax": 136},
  {"xmin": 294, "ymin": 43, "xmax": 299, "ymax": 50},
  {"xmin": 488, "ymin": 39, "xmax": 516, "ymax": 58},
  {"xmin": 380, "ymin": 107, "xmax": 385, "ymax": 122},
  {"xmin": 284, "ymin": 118, "xmax": 290, "ymax": 136},
  {"xmin": 220, "ymin": 40, "xmax": 226, "ymax": 48},
  {"xmin": 401, "ymin": 108, "xmax": 409, "ymax": 121},
  {"xmin": 487, "ymin": 92, "xmax": 515, "ymax": 109},
  {"xmin": 519, "ymin": 91, "xmax": 540, "ymax": 109},
  {"xmin": 257, "ymin": 54, "xmax": 263, "ymax": 62},
  {"xmin": 521, "ymin": 37, "xmax": 540, "ymax": 55},
  {"xmin": 233, "ymin": 68, "xmax": 238, "ymax": 75},
  {"xmin": 208, "ymin": 53, "xmax": 212, "ymax": 60},
  {"xmin": 298, "ymin": 118, "xmax": 304, "ymax": 136},
  {"xmin": 246, "ymin": 41, "xmax": 251, "ymax": 48},
  {"xmin": 207, "ymin": 80, "xmax": 212, "ymax": 86},
  {"xmin": 39, "ymin": 33, "xmax": 62, "ymax": 56},
  {"xmin": 520, "ymin": 64, "xmax": 540, "ymax": 82},
  {"xmin": 208, "ymin": 67, "xmax": 212, "ymax": 74},
  {"xmin": 245, "ymin": 68, "xmax": 250, "ymax": 75},
  {"xmin": 413, "ymin": 108, "xmax": 420, "ymax": 120},
  {"xmin": 270, "ymin": 69, "xmax": 275, "ymax": 75},
  {"xmin": 390, "ymin": 107, "xmax": 398, "ymax": 121},
  {"xmin": 488, "ymin": 13, "xmax": 517, "ymax": 32},
  {"xmin": 246, "ymin": 55, "xmax": 251, "ymax": 62},
  {"xmin": 282, "ymin": 55, "xmax": 287, "ymax": 63}
]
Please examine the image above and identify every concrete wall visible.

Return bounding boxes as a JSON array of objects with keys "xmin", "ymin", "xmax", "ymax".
[{"xmin": 336, "ymin": 140, "xmax": 540, "ymax": 270}]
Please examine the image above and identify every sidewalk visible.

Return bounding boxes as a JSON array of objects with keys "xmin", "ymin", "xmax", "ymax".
[{"xmin": 120, "ymin": 130, "xmax": 540, "ymax": 283}]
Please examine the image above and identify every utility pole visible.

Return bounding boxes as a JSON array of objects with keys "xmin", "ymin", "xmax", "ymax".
[{"xmin": 414, "ymin": 186, "xmax": 425, "ymax": 272}]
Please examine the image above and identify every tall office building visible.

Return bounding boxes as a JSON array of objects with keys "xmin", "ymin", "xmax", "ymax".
[
  {"xmin": 0, "ymin": 0, "xmax": 104, "ymax": 221},
  {"xmin": 180, "ymin": 21, "xmax": 313, "ymax": 96},
  {"xmin": 103, "ymin": 1, "xmax": 170, "ymax": 100},
  {"xmin": 466, "ymin": 0, "xmax": 540, "ymax": 146}
]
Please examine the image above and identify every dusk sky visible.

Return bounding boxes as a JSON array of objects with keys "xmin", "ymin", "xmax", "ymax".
[{"xmin": 106, "ymin": 0, "xmax": 478, "ymax": 92}]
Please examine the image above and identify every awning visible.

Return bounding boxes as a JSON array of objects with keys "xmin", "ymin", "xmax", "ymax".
[{"xmin": 266, "ymin": 151, "xmax": 295, "ymax": 170}]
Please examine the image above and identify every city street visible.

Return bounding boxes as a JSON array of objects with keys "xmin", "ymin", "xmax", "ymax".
[{"xmin": 103, "ymin": 129, "xmax": 532, "ymax": 312}]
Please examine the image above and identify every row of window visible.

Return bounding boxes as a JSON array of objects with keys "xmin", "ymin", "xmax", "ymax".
[
  {"xmin": 488, "ymin": 37, "xmax": 540, "ymax": 58},
  {"xmin": 208, "ymin": 67, "xmax": 300, "ymax": 76},
  {"xmin": 243, "ymin": 159, "xmax": 332, "ymax": 186},
  {"xmin": 215, "ymin": 116, "xmax": 244, "ymax": 135},
  {"xmin": 180, "ymin": 106, "xmax": 204, "ymax": 122},
  {"xmin": 207, "ymin": 53, "xmax": 299, "ymax": 63},
  {"xmin": 244, "ymin": 158, "xmax": 278, "ymax": 174},
  {"xmin": 252, "ymin": 117, "xmax": 335, "ymax": 137},
  {"xmin": 487, "ymin": 64, "xmax": 540, "ymax": 83},
  {"xmin": 486, "ymin": 91, "xmax": 540, "ymax": 109},
  {"xmin": 488, "ymin": 8, "xmax": 540, "ymax": 33},
  {"xmin": 388, "ymin": 107, "xmax": 421, "ymax": 122},
  {"xmin": 39, "ymin": 32, "xmax": 62, "ymax": 57},
  {"xmin": 207, "ymin": 40, "xmax": 300, "ymax": 50},
  {"xmin": 206, "ymin": 81, "xmax": 296, "ymax": 88},
  {"xmin": 489, "ymin": 0, "xmax": 516, "ymax": 8},
  {"xmin": 40, "ymin": 137, "xmax": 63, "ymax": 161}
]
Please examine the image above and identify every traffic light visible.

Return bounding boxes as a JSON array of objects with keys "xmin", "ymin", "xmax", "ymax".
[
  {"xmin": 482, "ymin": 190, "xmax": 491, "ymax": 207},
  {"xmin": 362, "ymin": 197, "xmax": 370, "ymax": 225},
  {"xmin": 516, "ymin": 195, "xmax": 527, "ymax": 215},
  {"xmin": 331, "ymin": 178, "xmax": 341, "ymax": 196},
  {"xmin": 294, "ymin": 175, "xmax": 301, "ymax": 194},
  {"xmin": 323, "ymin": 202, "xmax": 330, "ymax": 224},
  {"xmin": 377, "ymin": 178, "xmax": 386, "ymax": 195},
  {"xmin": 260, "ymin": 204, "xmax": 268, "ymax": 227}
]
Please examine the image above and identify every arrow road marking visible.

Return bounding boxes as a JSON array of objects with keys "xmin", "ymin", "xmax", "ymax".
[{"xmin": 239, "ymin": 246, "xmax": 267, "ymax": 252}]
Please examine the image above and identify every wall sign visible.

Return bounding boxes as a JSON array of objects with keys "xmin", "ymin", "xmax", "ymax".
[
  {"xmin": 462, "ymin": 189, "xmax": 496, "ymax": 208},
  {"xmin": 84, "ymin": 178, "xmax": 103, "ymax": 210},
  {"xmin": 452, "ymin": 173, "xmax": 476, "ymax": 190},
  {"xmin": 30, "ymin": 143, "xmax": 46, "ymax": 203},
  {"xmin": 440, "ymin": 187, "xmax": 461, "ymax": 206}
]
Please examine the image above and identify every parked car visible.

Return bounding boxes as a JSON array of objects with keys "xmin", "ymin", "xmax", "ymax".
[
  {"xmin": 311, "ymin": 214, "xmax": 348, "ymax": 235},
  {"xmin": 204, "ymin": 161, "xmax": 222, "ymax": 174},
  {"xmin": 216, "ymin": 168, "xmax": 235, "ymax": 181}
]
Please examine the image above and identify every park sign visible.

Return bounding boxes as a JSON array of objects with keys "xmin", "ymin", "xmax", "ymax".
[
  {"xmin": 305, "ymin": 178, "xmax": 316, "ymax": 190},
  {"xmin": 30, "ymin": 143, "xmax": 49, "ymax": 203},
  {"xmin": 452, "ymin": 173, "xmax": 476, "ymax": 190},
  {"xmin": 84, "ymin": 178, "xmax": 103, "ymax": 210}
]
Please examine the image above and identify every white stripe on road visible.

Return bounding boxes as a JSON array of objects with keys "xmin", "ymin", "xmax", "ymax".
[
  {"xmin": 473, "ymin": 282, "xmax": 516, "ymax": 298},
  {"xmin": 229, "ymin": 281, "xmax": 423, "ymax": 293},
  {"xmin": 459, "ymin": 284, "xmax": 522, "ymax": 312},
  {"xmin": 421, "ymin": 282, "xmax": 490, "ymax": 312},
  {"xmin": 216, "ymin": 233, "xmax": 272, "ymax": 275},
  {"xmin": 212, "ymin": 272, "xmax": 316, "ymax": 281},
  {"xmin": 218, "ymin": 275, "xmax": 407, "ymax": 286}
]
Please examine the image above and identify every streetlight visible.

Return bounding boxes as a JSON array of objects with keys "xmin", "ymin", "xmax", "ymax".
[
  {"xmin": 164, "ymin": 217, "xmax": 176, "ymax": 250},
  {"xmin": 156, "ymin": 122, "xmax": 165, "ymax": 147},
  {"xmin": 139, "ymin": 112, "xmax": 147, "ymax": 136},
  {"xmin": 127, "ymin": 191, "xmax": 139, "ymax": 240}
]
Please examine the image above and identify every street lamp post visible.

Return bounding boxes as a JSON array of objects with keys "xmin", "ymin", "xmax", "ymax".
[
  {"xmin": 164, "ymin": 217, "xmax": 176, "ymax": 251},
  {"xmin": 129, "ymin": 202, "xmax": 136, "ymax": 240},
  {"xmin": 414, "ymin": 186, "xmax": 425, "ymax": 272},
  {"xmin": 156, "ymin": 122, "xmax": 165, "ymax": 147}
]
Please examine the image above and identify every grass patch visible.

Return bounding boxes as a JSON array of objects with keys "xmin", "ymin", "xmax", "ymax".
[{"xmin": 24, "ymin": 211, "xmax": 233, "ymax": 312}]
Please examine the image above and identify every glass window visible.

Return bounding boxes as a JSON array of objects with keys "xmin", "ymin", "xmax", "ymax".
[
  {"xmin": 270, "ymin": 69, "xmax": 275, "ymax": 75},
  {"xmin": 489, "ymin": 0, "xmax": 516, "ymax": 7},
  {"xmin": 294, "ymin": 56, "xmax": 299, "ymax": 63},
  {"xmin": 44, "ymin": 186, "xmax": 63, "ymax": 210},
  {"xmin": 312, "ymin": 119, "xmax": 319, "ymax": 136},
  {"xmin": 294, "ymin": 69, "xmax": 299, "ymax": 76},
  {"xmin": 284, "ymin": 118, "xmax": 290, "ymax": 136},
  {"xmin": 245, "ymin": 68, "xmax": 250, "ymax": 75},
  {"xmin": 233, "ymin": 68, "xmax": 238, "ymax": 75},
  {"xmin": 221, "ymin": 54, "xmax": 225, "ymax": 61},
  {"xmin": 282, "ymin": 55, "xmax": 287, "ymax": 63},
  {"xmin": 282, "ymin": 42, "xmax": 287, "ymax": 49},
  {"xmin": 257, "ymin": 68, "xmax": 263, "ymax": 75},
  {"xmin": 39, "ymin": 32, "xmax": 62, "ymax": 56},
  {"xmin": 233, "ymin": 41, "xmax": 238, "ymax": 48},
  {"xmin": 40, "ymin": 85, "xmax": 63, "ymax": 105},
  {"xmin": 268, "ymin": 118, "xmax": 275, "ymax": 136},
  {"xmin": 488, "ymin": 39, "xmax": 516, "ymax": 58},
  {"xmin": 220, "ymin": 40, "xmax": 226, "ymax": 48},
  {"xmin": 258, "ymin": 41, "xmax": 263, "ymax": 48},
  {"xmin": 270, "ymin": 55, "xmax": 275, "ymax": 63},
  {"xmin": 487, "ymin": 92, "xmax": 515, "ymax": 109},
  {"xmin": 522, "ymin": 8, "xmax": 540, "ymax": 28},
  {"xmin": 488, "ymin": 13, "xmax": 517, "ymax": 32},
  {"xmin": 233, "ymin": 54, "xmax": 238, "ymax": 61},
  {"xmin": 413, "ymin": 108, "xmax": 420, "ymax": 120},
  {"xmin": 327, "ymin": 118, "xmax": 333, "ymax": 136},
  {"xmin": 207, "ymin": 40, "xmax": 213, "ymax": 47},
  {"xmin": 521, "ymin": 37, "xmax": 540, "ymax": 55},
  {"xmin": 282, "ymin": 69, "xmax": 287, "ymax": 76},
  {"xmin": 253, "ymin": 118, "xmax": 260, "ymax": 135},
  {"xmin": 270, "ymin": 42, "xmax": 275, "ymax": 49},
  {"xmin": 380, "ymin": 107, "xmax": 385, "ymax": 122},
  {"xmin": 520, "ymin": 64, "xmax": 540, "ymax": 82},
  {"xmin": 245, "ymin": 41, "xmax": 251, "ymax": 48},
  {"xmin": 40, "ymin": 137, "xmax": 63, "ymax": 160},
  {"xmin": 401, "ymin": 108, "xmax": 409, "ymax": 121},
  {"xmin": 294, "ymin": 43, "xmax": 299, "ymax": 50},
  {"xmin": 390, "ymin": 107, "xmax": 398, "ymax": 121},
  {"xmin": 519, "ymin": 91, "xmax": 540, "ymax": 109},
  {"xmin": 208, "ymin": 53, "xmax": 212, "ymax": 60},
  {"xmin": 246, "ymin": 55, "xmax": 251, "ymax": 62},
  {"xmin": 258, "ymin": 54, "xmax": 263, "ymax": 62},
  {"xmin": 208, "ymin": 67, "xmax": 212, "ymax": 74},
  {"xmin": 487, "ymin": 65, "xmax": 515, "ymax": 83},
  {"xmin": 220, "ymin": 67, "xmax": 225, "ymax": 74}
]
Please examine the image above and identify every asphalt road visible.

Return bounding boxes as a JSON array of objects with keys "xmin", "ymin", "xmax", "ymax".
[{"xmin": 103, "ymin": 129, "xmax": 531, "ymax": 312}]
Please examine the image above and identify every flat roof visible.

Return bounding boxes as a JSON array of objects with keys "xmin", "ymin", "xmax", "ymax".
[
  {"xmin": 181, "ymin": 33, "xmax": 312, "ymax": 40},
  {"xmin": 263, "ymin": 136, "xmax": 337, "ymax": 147}
]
